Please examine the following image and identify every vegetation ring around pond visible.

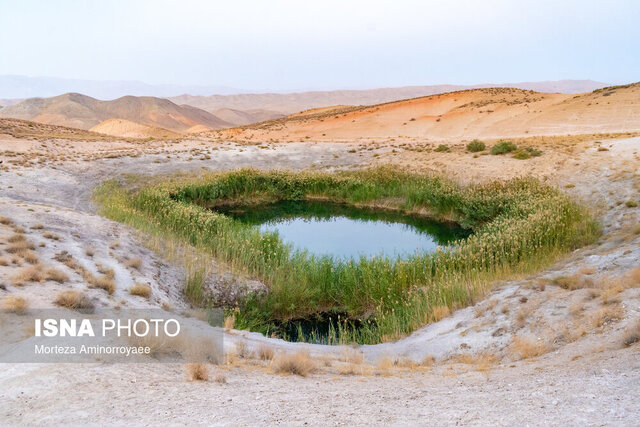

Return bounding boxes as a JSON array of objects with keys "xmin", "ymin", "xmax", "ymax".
[{"xmin": 96, "ymin": 167, "xmax": 599, "ymax": 344}]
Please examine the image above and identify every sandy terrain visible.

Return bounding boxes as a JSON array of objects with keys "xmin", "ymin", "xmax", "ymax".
[
  {"xmin": 89, "ymin": 118, "xmax": 182, "ymax": 139},
  {"xmin": 0, "ymin": 130, "xmax": 639, "ymax": 425},
  {"xmin": 214, "ymin": 84, "xmax": 640, "ymax": 143}
]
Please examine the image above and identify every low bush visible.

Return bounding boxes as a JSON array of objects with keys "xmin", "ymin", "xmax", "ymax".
[
  {"xmin": 466, "ymin": 139, "xmax": 485, "ymax": 152},
  {"xmin": 271, "ymin": 351, "xmax": 317, "ymax": 376},
  {"xmin": 2, "ymin": 295, "xmax": 28, "ymax": 314},
  {"xmin": 524, "ymin": 147, "xmax": 542, "ymax": 157},
  {"xmin": 434, "ymin": 144, "xmax": 450, "ymax": 152},
  {"xmin": 186, "ymin": 363, "xmax": 209, "ymax": 381},
  {"xmin": 512, "ymin": 150, "xmax": 531, "ymax": 160},
  {"xmin": 129, "ymin": 283, "xmax": 152, "ymax": 298},
  {"xmin": 491, "ymin": 140, "xmax": 517, "ymax": 155},
  {"xmin": 55, "ymin": 290, "xmax": 94, "ymax": 311}
]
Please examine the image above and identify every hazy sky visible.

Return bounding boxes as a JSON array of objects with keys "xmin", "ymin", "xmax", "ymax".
[{"xmin": 0, "ymin": 0, "xmax": 638, "ymax": 91}]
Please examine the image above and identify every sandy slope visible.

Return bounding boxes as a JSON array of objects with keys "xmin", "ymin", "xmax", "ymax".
[
  {"xmin": 0, "ymin": 132, "xmax": 639, "ymax": 424},
  {"xmin": 215, "ymin": 84, "xmax": 640, "ymax": 142},
  {"xmin": 89, "ymin": 118, "xmax": 182, "ymax": 139}
]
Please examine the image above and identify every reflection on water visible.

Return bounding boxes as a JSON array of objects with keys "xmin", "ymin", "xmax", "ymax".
[{"xmin": 215, "ymin": 200, "xmax": 469, "ymax": 259}]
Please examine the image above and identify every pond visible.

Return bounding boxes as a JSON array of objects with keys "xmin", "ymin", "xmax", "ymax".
[{"xmin": 214, "ymin": 200, "xmax": 469, "ymax": 260}]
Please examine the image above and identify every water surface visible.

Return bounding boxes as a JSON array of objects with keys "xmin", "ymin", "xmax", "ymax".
[{"xmin": 215, "ymin": 200, "xmax": 469, "ymax": 259}]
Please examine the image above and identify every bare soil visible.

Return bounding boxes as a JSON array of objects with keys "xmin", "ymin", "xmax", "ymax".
[{"xmin": 0, "ymin": 133, "xmax": 639, "ymax": 425}]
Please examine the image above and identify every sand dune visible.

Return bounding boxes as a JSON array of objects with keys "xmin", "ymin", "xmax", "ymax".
[
  {"xmin": 214, "ymin": 84, "xmax": 640, "ymax": 142},
  {"xmin": 0, "ymin": 93, "xmax": 232, "ymax": 134}
]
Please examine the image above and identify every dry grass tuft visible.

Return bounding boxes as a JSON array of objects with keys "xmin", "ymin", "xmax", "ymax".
[
  {"xmin": 10, "ymin": 265, "xmax": 44, "ymax": 285},
  {"xmin": 30, "ymin": 224, "xmax": 44, "ymax": 230},
  {"xmin": 421, "ymin": 354, "xmax": 436, "ymax": 367},
  {"xmin": 44, "ymin": 267, "xmax": 68, "ymax": 283},
  {"xmin": 55, "ymin": 290, "xmax": 94, "ymax": 310},
  {"xmin": 7, "ymin": 233, "xmax": 26, "ymax": 243},
  {"xmin": 214, "ymin": 372, "xmax": 227, "ymax": 384},
  {"xmin": 186, "ymin": 363, "xmax": 209, "ymax": 381},
  {"xmin": 622, "ymin": 320, "xmax": 640, "ymax": 347},
  {"xmin": 125, "ymin": 257, "xmax": 142, "ymax": 270},
  {"xmin": 431, "ymin": 305, "xmax": 451, "ymax": 322},
  {"xmin": 223, "ymin": 313, "xmax": 236, "ymax": 331},
  {"xmin": 578, "ymin": 266, "xmax": 596, "ymax": 275},
  {"xmin": 2, "ymin": 295, "xmax": 28, "ymax": 314},
  {"xmin": 557, "ymin": 324, "xmax": 586, "ymax": 343},
  {"xmin": 515, "ymin": 304, "xmax": 535, "ymax": 328},
  {"xmin": 450, "ymin": 352, "xmax": 498, "ymax": 372},
  {"xmin": 338, "ymin": 362, "xmax": 371, "ymax": 376},
  {"xmin": 0, "ymin": 216, "xmax": 13, "ymax": 225},
  {"xmin": 235, "ymin": 341, "xmax": 253, "ymax": 359},
  {"xmin": 0, "ymin": 257, "xmax": 8, "ymax": 266},
  {"xmin": 129, "ymin": 283, "xmax": 152, "ymax": 299},
  {"xmin": 593, "ymin": 305, "xmax": 625, "ymax": 328},
  {"xmin": 510, "ymin": 336, "xmax": 549, "ymax": 359},
  {"xmin": 6, "ymin": 239, "xmax": 35, "ymax": 254},
  {"xmin": 375, "ymin": 357, "xmax": 394, "ymax": 375},
  {"xmin": 42, "ymin": 231, "xmax": 60, "ymax": 241},
  {"xmin": 628, "ymin": 267, "xmax": 640, "ymax": 286},
  {"xmin": 552, "ymin": 274, "xmax": 594, "ymax": 290},
  {"xmin": 85, "ymin": 271, "xmax": 116, "ymax": 294},
  {"xmin": 20, "ymin": 250, "xmax": 39, "ymax": 264},
  {"xmin": 271, "ymin": 351, "xmax": 317, "ymax": 377},
  {"xmin": 257, "ymin": 344, "xmax": 274, "ymax": 361},
  {"xmin": 600, "ymin": 285, "xmax": 623, "ymax": 305},
  {"xmin": 340, "ymin": 348, "xmax": 365, "ymax": 364}
]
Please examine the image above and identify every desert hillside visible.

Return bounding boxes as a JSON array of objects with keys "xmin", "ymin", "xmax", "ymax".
[
  {"xmin": 168, "ymin": 80, "xmax": 607, "ymax": 115},
  {"xmin": 0, "ymin": 117, "xmax": 123, "ymax": 141},
  {"xmin": 213, "ymin": 84, "xmax": 640, "ymax": 142},
  {"xmin": 0, "ymin": 93, "xmax": 232, "ymax": 135},
  {"xmin": 211, "ymin": 108, "xmax": 285, "ymax": 126},
  {"xmin": 89, "ymin": 118, "xmax": 182, "ymax": 139}
]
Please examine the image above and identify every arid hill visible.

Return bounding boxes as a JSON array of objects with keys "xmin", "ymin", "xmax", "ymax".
[
  {"xmin": 213, "ymin": 84, "xmax": 640, "ymax": 142},
  {"xmin": 0, "ymin": 93, "xmax": 232, "ymax": 135},
  {"xmin": 0, "ymin": 117, "xmax": 125, "ymax": 141},
  {"xmin": 168, "ymin": 80, "xmax": 607, "ymax": 115},
  {"xmin": 89, "ymin": 118, "xmax": 182, "ymax": 139},
  {"xmin": 211, "ymin": 108, "xmax": 285, "ymax": 126}
]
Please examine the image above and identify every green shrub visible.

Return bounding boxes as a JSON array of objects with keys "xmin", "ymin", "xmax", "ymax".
[
  {"xmin": 512, "ymin": 150, "xmax": 531, "ymax": 160},
  {"xmin": 491, "ymin": 140, "xmax": 518, "ymax": 155},
  {"xmin": 525, "ymin": 147, "xmax": 543, "ymax": 157},
  {"xmin": 434, "ymin": 144, "xmax": 450, "ymax": 152},
  {"xmin": 625, "ymin": 199, "xmax": 638, "ymax": 208},
  {"xmin": 466, "ymin": 139, "xmax": 486, "ymax": 152}
]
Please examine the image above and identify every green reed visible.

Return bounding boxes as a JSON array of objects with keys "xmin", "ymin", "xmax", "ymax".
[{"xmin": 95, "ymin": 167, "xmax": 599, "ymax": 344}]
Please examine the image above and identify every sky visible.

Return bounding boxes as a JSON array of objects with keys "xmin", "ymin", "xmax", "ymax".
[{"xmin": 0, "ymin": 0, "xmax": 639, "ymax": 91}]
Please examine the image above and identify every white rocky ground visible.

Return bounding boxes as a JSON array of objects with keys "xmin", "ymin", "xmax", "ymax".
[{"xmin": 0, "ymin": 136, "xmax": 638, "ymax": 425}]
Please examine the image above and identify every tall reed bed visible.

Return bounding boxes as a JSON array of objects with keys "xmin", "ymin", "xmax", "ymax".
[{"xmin": 96, "ymin": 168, "xmax": 599, "ymax": 344}]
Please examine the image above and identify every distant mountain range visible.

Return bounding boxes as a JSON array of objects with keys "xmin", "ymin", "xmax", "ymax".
[
  {"xmin": 0, "ymin": 79, "xmax": 615, "ymax": 139},
  {"xmin": 0, "ymin": 75, "xmax": 245, "ymax": 100},
  {"xmin": 167, "ymin": 80, "xmax": 610, "ymax": 115},
  {"xmin": 0, "ymin": 93, "xmax": 231, "ymax": 134}
]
